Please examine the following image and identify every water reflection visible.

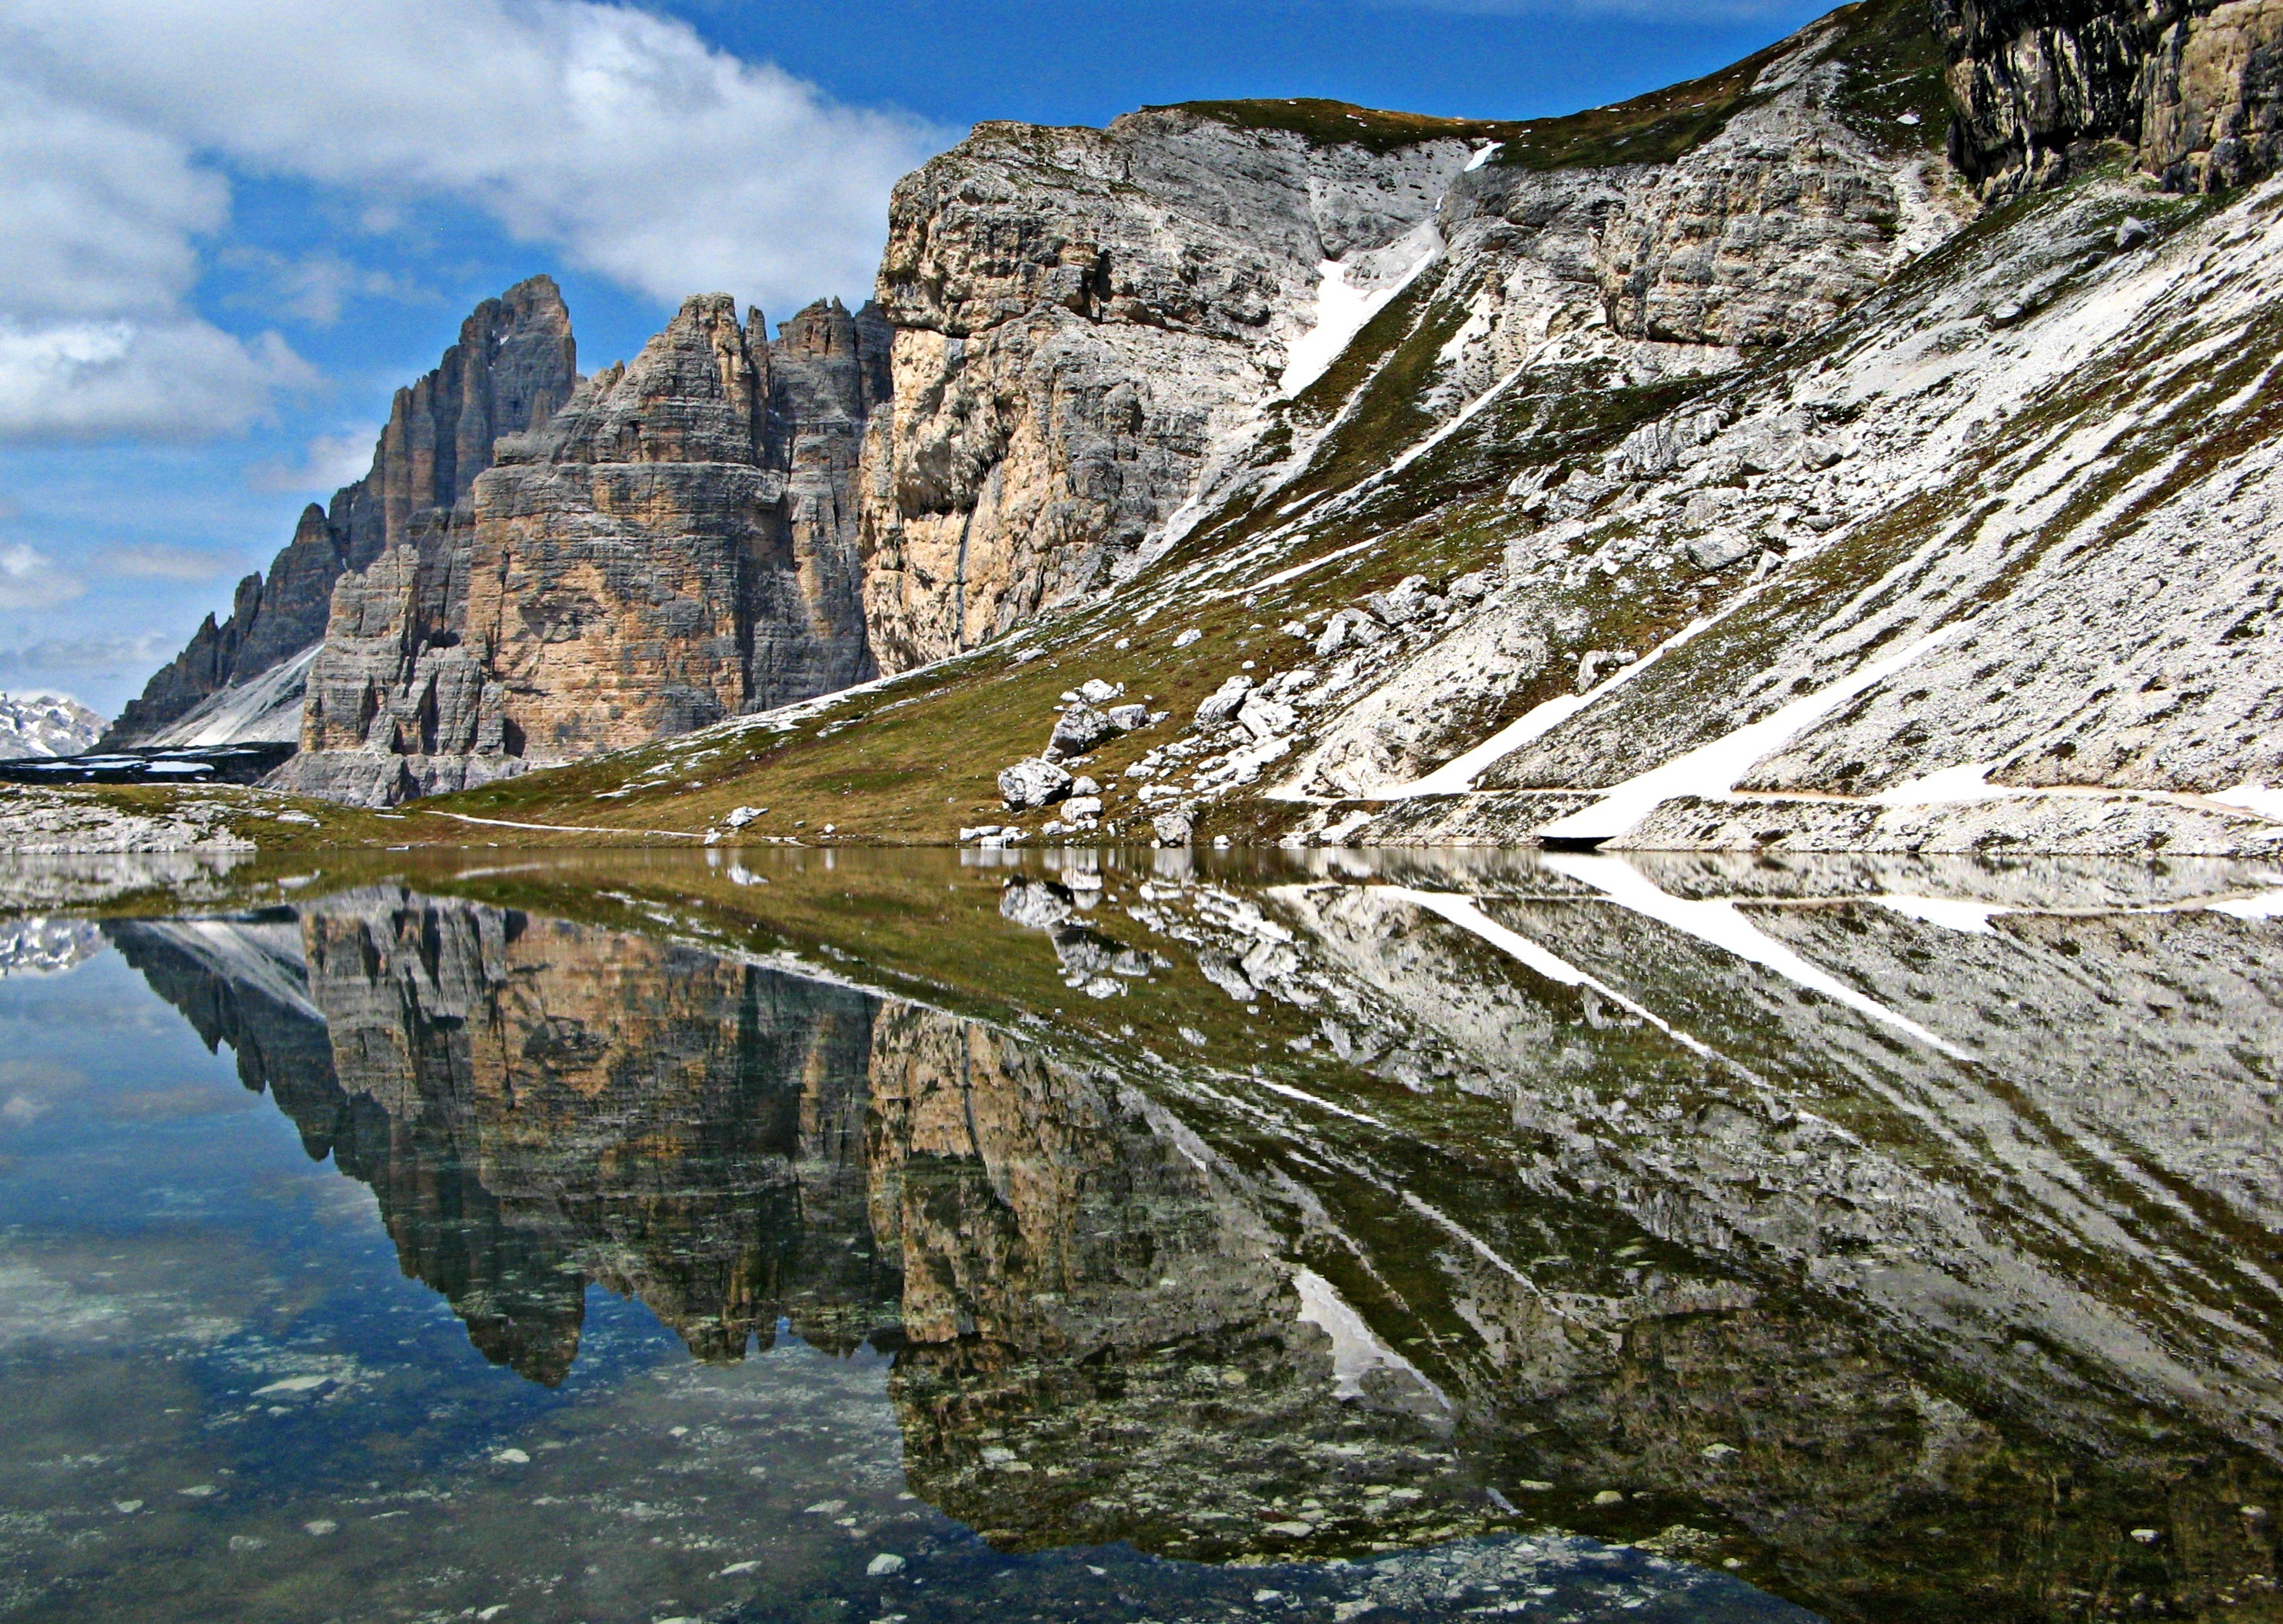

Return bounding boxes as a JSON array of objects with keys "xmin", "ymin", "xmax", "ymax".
[{"xmin": 54, "ymin": 847, "xmax": 2283, "ymax": 1619}]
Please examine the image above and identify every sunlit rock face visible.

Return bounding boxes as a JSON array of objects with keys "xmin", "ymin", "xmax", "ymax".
[
  {"xmin": 859, "ymin": 10, "xmax": 1962, "ymax": 674},
  {"xmin": 106, "ymin": 278, "xmax": 577, "ymax": 749},
  {"xmin": 281, "ymin": 295, "xmax": 890, "ymax": 806}
]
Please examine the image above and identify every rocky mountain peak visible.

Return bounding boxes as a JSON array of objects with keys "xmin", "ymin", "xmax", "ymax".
[
  {"xmin": 0, "ymin": 692, "xmax": 102, "ymax": 760},
  {"xmin": 278, "ymin": 284, "xmax": 892, "ymax": 804},
  {"xmin": 105, "ymin": 275, "xmax": 578, "ymax": 748}
]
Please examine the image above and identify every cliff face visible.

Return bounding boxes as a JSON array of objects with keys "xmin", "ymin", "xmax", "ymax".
[
  {"xmin": 277, "ymin": 295, "xmax": 888, "ymax": 806},
  {"xmin": 857, "ymin": 110, "xmax": 1483, "ymax": 669},
  {"xmin": 1936, "ymin": 0, "xmax": 2283, "ymax": 196},
  {"xmin": 855, "ymin": 1, "xmax": 1961, "ymax": 674},
  {"xmin": 104, "ymin": 278, "xmax": 575, "ymax": 747}
]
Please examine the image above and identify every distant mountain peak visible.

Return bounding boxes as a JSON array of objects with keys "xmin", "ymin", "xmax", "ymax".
[{"xmin": 0, "ymin": 692, "xmax": 102, "ymax": 760}]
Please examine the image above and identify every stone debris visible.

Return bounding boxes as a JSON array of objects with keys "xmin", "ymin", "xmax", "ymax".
[
  {"xmin": 1193, "ymin": 676, "xmax": 1256, "ymax": 731},
  {"xmin": 998, "ymin": 758, "xmax": 1073, "ymax": 809},
  {"xmin": 1049, "ymin": 704, "xmax": 1117, "ymax": 757}
]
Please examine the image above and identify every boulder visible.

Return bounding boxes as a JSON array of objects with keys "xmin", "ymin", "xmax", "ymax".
[
  {"xmin": 1193, "ymin": 675, "xmax": 1255, "ymax": 730},
  {"xmin": 999, "ymin": 757, "xmax": 1073, "ymax": 808},
  {"xmin": 1313, "ymin": 609, "xmax": 1386, "ymax": 658},
  {"xmin": 1152, "ymin": 810, "xmax": 1194, "ymax": 847},
  {"xmin": 1050, "ymin": 704, "xmax": 1117, "ymax": 756},
  {"xmin": 1239, "ymin": 697, "xmax": 1297, "ymax": 740},
  {"xmin": 1364, "ymin": 576, "xmax": 1432, "ymax": 626},
  {"xmin": 1107, "ymin": 702, "xmax": 1151, "ymax": 732},
  {"xmin": 1686, "ymin": 532, "xmax": 1755, "ymax": 573},
  {"xmin": 1077, "ymin": 677, "xmax": 1123, "ymax": 704}
]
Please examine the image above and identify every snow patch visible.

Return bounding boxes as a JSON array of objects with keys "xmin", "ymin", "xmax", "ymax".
[
  {"xmin": 2213, "ymin": 780, "xmax": 2283, "ymax": 822},
  {"xmin": 1536, "ymin": 622, "xmax": 1968, "ymax": 842},
  {"xmin": 1280, "ymin": 221, "xmax": 1443, "ymax": 399}
]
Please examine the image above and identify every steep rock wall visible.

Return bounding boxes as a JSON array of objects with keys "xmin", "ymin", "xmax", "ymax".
[
  {"xmin": 860, "ymin": 4, "xmax": 1962, "ymax": 674},
  {"xmin": 278, "ymin": 295, "xmax": 890, "ymax": 806},
  {"xmin": 858, "ymin": 109, "xmax": 1479, "ymax": 670},
  {"xmin": 1936, "ymin": 0, "xmax": 2283, "ymax": 195},
  {"xmin": 105, "ymin": 278, "xmax": 575, "ymax": 747}
]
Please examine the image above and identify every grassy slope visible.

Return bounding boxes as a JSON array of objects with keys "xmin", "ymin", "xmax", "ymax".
[{"xmin": 1168, "ymin": 0, "xmax": 1944, "ymax": 170}]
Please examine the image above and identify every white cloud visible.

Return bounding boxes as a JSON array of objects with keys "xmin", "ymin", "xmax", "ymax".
[
  {"xmin": 0, "ymin": 543, "xmax": 84, "ymax": 611},
  {"xmin": 0, "ymin": 77, "xmax": 313, "ymax": 442},
  {"xmin": 1, "ymin": 0, "xmax": 945, "ymax": 314},
  {"xmin": 93, "ymin": 543, "xmax": 235, "ymax": 582},
  {"xmin": 248, "ymin": 432, "xmax": 378, "ymax": 495},
  {"xmin": 0, "ymin": 321, "xmax": 316, "ymax": 442},
  {"xmin": 0, "ymin": 630, "xmax": 167, "ymax": 676},
  {"xmin": 221, "ymin": 249, "xmax": 434, "ymax": 328}
]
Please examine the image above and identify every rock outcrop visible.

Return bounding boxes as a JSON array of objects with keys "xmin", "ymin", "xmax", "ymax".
[
  {"xmin": 105, "ymin": 278, "xmax": 576, "ymax": 747},
  {"xmin": 278, "ymin": 296, "xmax": 889, "ymax": 805},
  {"xmin": 857, "ymin": 1, "xmax": 1960, "ymax": 673},
  {"xmin": 1936, "ymin": 0, "xmax": 2283, "ymax": 196}
]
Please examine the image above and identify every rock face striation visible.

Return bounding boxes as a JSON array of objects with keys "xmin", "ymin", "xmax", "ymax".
[
  {"xmin": 278, "ymin": 296, "xmax": 890, "ymax": 805},
  {"xmin": 1936, "ymin": 0, "xmax": 2283, "ymax": 196},
  {"xmin": 105, "ymin": 278, "xmax": 576, "ymax": 748}
]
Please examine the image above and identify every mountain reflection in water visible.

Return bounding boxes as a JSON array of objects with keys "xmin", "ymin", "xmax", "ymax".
[{"xmin": 81, "ymin": 848, "xmax": 2283, "ymax": 1620}]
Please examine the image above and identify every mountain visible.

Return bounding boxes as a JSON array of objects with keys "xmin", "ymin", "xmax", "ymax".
[
  {"xmin": 401, "ymin": 0, "xmax": 2282, "ymax": 858},
  {"xmin": 271, "ymin": 295, "xmax": 890, "ymax": 805},
  {"xmin": 0, "ymin": 691, "xmax": 102, "ymax": 759},
  {"xmin": 102, "ymin": 277, "xmax": 577, "ymax": 748},
  {"xmin": 109, "ymin": 0, "xmax": 2283, "ymax": 857}
]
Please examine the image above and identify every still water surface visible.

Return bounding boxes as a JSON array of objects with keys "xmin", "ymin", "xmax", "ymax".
[{"xmin": 0, "ymin": 847, "xmax": 2278, "ymax": 1622}]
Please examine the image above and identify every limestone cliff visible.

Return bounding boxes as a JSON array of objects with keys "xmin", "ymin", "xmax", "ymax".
[
  {"xmin": 1936, "ymin": 0, "xmax": 2283, "ymax": 196},
  {"xmin": 104, "ymin": 278, "xmax": 575, "ymax": 747},
  {"xmin": 856, "ymin": 1, "xmax": 1959, "ymax": 672},
  {"xmin": 277, "ymin": 295, "xmax": 889, "ymax": 805}
]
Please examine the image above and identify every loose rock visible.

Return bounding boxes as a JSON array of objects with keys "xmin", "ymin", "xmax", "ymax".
[{"xmin": 999, "ymin": 757, "xmax": 1073, "ymax": 809}]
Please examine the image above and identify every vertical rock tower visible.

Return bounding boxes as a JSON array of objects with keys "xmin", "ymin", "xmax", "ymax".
[
  {"xmin": 278, "ymin": 295, "xmax": 890, "ymax": 805},
  {"xmin": 102, "ymin": 277, "xmax": 576, "ymax": 746}
]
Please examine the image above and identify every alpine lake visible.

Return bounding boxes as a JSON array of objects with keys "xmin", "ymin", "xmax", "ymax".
[{"xmin": 0, "ymin": 843, "xmax": 2277, "ymax": 1624}]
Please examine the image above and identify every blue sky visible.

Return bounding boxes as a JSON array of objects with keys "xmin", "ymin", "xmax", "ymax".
[{"xmin": 0, "ymin": 0, "xmax": 1828, "ymax": 717}]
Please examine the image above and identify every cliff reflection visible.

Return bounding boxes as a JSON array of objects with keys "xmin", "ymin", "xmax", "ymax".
[
  {"xmin": 104, "ymin": 870, "xmax": 2283, "ymax": 1619},
  {"xmin": 109, "ymin": 900, "xmax": 890, "ymax": 1384}
]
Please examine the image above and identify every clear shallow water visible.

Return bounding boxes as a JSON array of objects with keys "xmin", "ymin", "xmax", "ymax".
[{"xmin": 0, "ymin": 847, "xmax": 2278, "ymax": 1622}]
